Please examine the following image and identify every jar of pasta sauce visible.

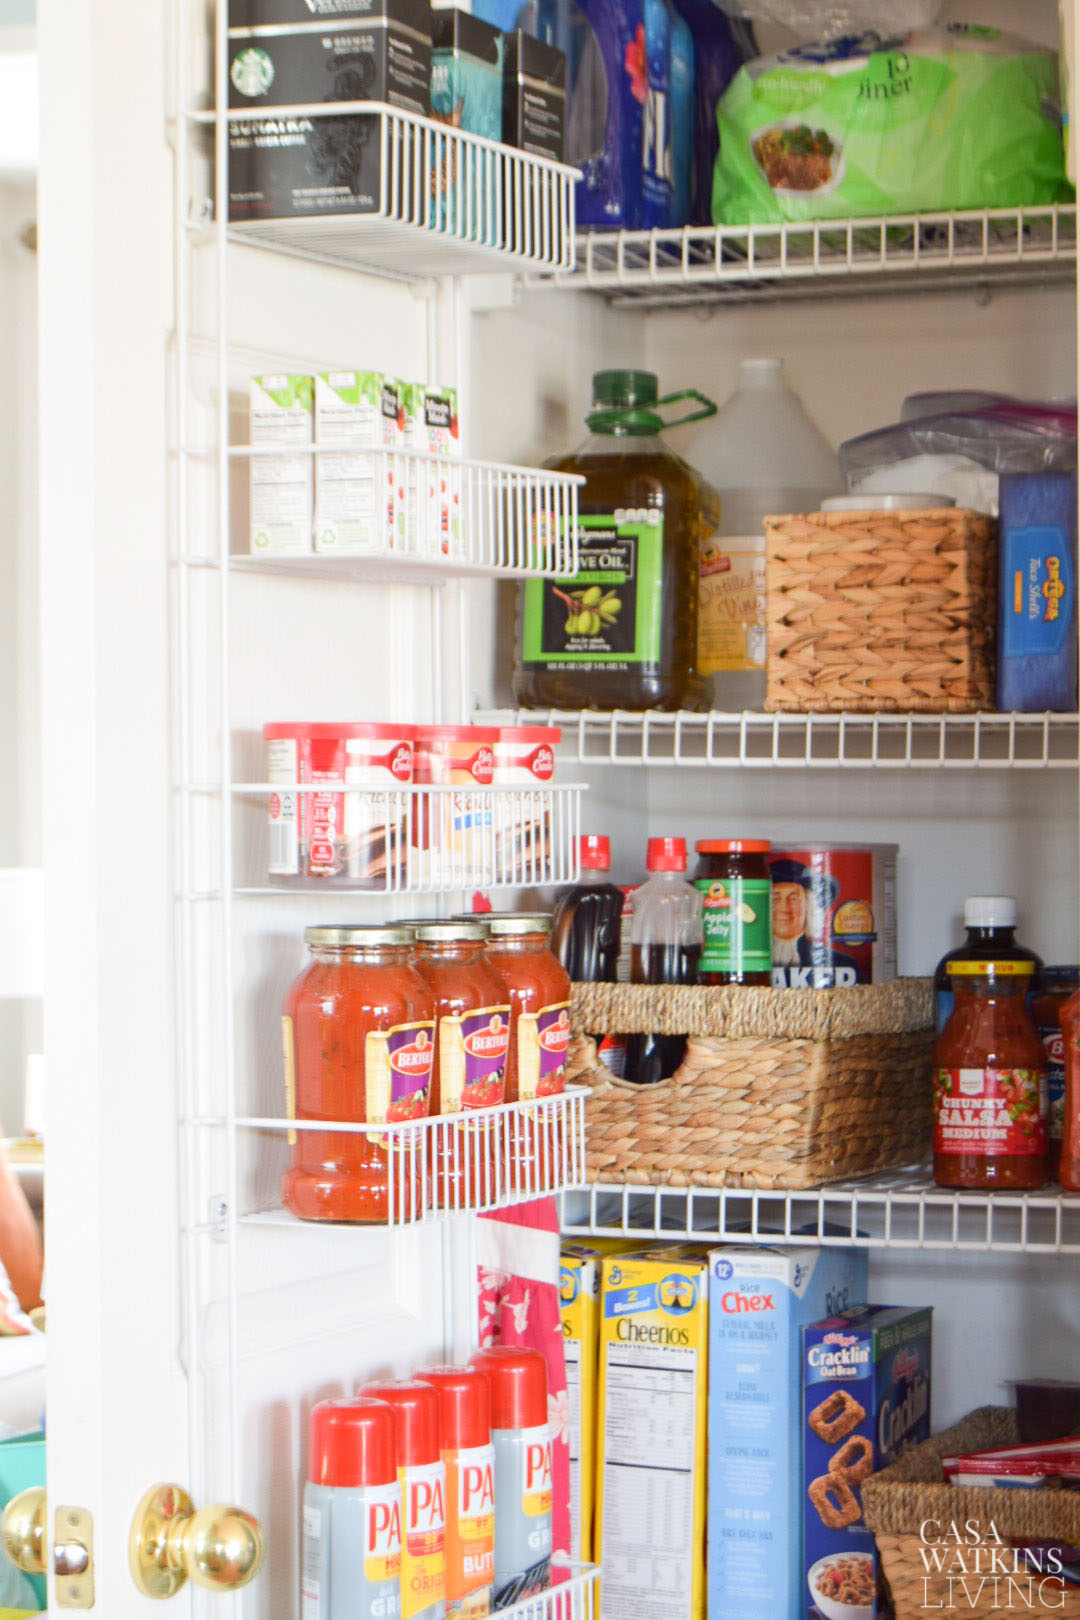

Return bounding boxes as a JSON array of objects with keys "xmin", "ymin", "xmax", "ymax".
[
  {"xmin": 413, "ymin": 922, "xmax": 511, "ymax": 1209},
  {"xmin": 933, "ymin": 959, "xmax": 1048, "ymax": 1191},
  {"xmin": 483, "ymin": 914, "xmax": 571, "ymax": 1195},
  {"xmin": 281, "ymin": 925, "xmax": 435, "ymax": 1223},
  {"xmin": 1031, "ymin": 966, "xmax": 1080, "ymax": 1180}
]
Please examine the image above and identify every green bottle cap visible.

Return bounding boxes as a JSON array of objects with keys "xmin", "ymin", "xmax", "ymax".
[{"xmin": 591, "ymin": 370, "xmax": 659, "ymax": 410}]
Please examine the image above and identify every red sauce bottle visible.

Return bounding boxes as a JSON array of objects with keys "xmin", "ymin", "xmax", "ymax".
[
  {"xmin": 933, "ymin": 959, "xmax": 1048, "ymax": 1191},
  {"xmin": 1056, "ymin": 988, "xmax": 1080, "ymax": 1193},
  {"xmin": 281, "ymin": 925, "xmax": 435, "ymax": 1223}
]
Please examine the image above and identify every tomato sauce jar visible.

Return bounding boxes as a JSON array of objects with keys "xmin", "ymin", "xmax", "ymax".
[
  {"xmin": 414, "ymin": 922, "xmax": 511, "ymax": 1209},
  {"xmin": 933, "ymin": 959, "xmax": 1048, "ymax": 1191},
  {"xmin": 1031, "ymin": 965, "xmax": 1080, "ymax": 1180},
  {"xmin": 281, "ymin": 924, "xmax": 436, "ymax": 1223},
  {"xmin": 484, "ymin": 914, "xmax": 571, "ymax": 1195}
]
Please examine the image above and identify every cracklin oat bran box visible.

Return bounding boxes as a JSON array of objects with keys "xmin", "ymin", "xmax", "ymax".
[
  {"xmin": 559, "ymin": 1245, "xmax": 599, "ymax": 1564},
  {"xmin": 802, "ymin": 1306, "xmax": 932, "ymax": 1620},
  {"xmin": 706, "ymin": 1246, "xmax": 868, "ymax": 1620},
  {"xmin": 596, "ymin": 1246, "xmax": 708, "ymax": 1620}
]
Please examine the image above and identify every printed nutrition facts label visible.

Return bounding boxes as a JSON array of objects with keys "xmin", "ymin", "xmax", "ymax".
[
  {"xmin": 602, "ymin": 1341, "xmax": 699, "ymax": 1620},
  {"xmin": 564, "ymin": 1334, "xmax": 583, "ymax": 1561}
]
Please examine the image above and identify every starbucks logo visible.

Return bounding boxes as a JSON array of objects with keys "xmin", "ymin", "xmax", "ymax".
[{"xmin": 230, "ymin": 47, "xmax": 274, "ymax": 99}]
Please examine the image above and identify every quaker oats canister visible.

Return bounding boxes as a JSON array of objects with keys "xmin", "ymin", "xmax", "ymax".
[{"xmin": 767, "ymin": 843, "xmax": 898, "ymax": 988}]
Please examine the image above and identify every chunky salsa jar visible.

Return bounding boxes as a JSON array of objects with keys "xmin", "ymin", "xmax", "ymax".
[
  {"xmin": 933, "ymin": 959, "xmax": 1048, "ymax": 1191},
  {"xmin": 413, "ymin": 921, "xmax": 511, "ymax": 1208},
  {"xmin": 484, "ymin": 914, "xmax": 571, "ymax": 1194},
  {"xmin": 281, "ymin": 925, "xmax": 436, "ymax": 1223}
]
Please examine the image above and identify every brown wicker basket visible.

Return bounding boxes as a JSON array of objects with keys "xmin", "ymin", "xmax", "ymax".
[
  {"xmin": 863, "ymin": 1406, "xmax": 1080, "ymax": 1619},
  {"xmin": 567, "ymin": 979, "xmax": 933, "ymax": 1190},
  {"xmin": 764, "ymin": 507, "xmax": 997, "ymax": 712}
]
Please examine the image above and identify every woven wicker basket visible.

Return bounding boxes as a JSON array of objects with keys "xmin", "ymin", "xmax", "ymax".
[
  {"xmin": 863, "ymin": 1407, "xmax": 1080, "ymax": 1619},
  {"xmin": 567, "ymin": 979, "xmax": 933, "ymax": 1190},
  {"xmin": 764, "ymin": 507, "xmax": 997, "ymax": 712}
]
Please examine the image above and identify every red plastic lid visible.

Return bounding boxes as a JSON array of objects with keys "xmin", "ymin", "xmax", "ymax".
[
  {"xmin": 496, "ymin": 727, "xmax": 562, "ymax": 746},
  {"xmin": 646, "ymin": 836, "xmax": 687, "ymax": 872},
  {"xmin": 416, "ymin": 725, "xmax": 502, "ymax": 746},
  {"xmin": 580, "ymin": 835, "xmax": 611, "ymax": 871},
  {"xmin": 696, "ymin": 839, "xmax": 771, "ymax": 855},
  {"xmin": 308, "ymin": 1396, "xmax": 397, "ymax": 1489},
  {"xmin": 416, "ymin": 1366, "xmax": 492, "ymax": 1450},
  {"xmin": 467, "ymin": 1346, "xmax": 548, "ymax": 1431},
  {"xmin": 263, "ymin": 722, "xmax": 415, "ymax": 741},
  {"xmin": 360, "ymin": 1380, "xmax": 442, "ymax": 1467}
]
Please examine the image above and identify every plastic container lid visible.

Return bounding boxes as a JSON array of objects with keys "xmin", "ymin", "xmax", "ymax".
[
  {"xmin": 646, "ymin": 836, "xmax": 687, "ymax": 872},
  {"xmin": 416, "ymin": 725, "xmax": 502, "ymax": 745},
  {"xmin": 360, "ymin": 1380, "xmax": 442, "ymax": 1467},
  {"xmin": 416, "ymin": 1366, "xmax": 492, "ymax": 1450},
  {"xmin": 467, "ymin": 1346, "xmax": 548, "ymax": 1431},
  {"xmin": 821, "ymin": 494, "xmax": 956, "ymax": 512},
  {"xmin": 964, "ymin": 896, "xmax": 1018, "ymax": 929},
  {"xmin": 496, "ymin": 727, "xmax": 561, "ymax": 745},
  {"xmin": 263, "ymin": 721, "xmax": 417, "ymax": 740},
  {"xmin": 696, "ymin": 839, "xmax": 771, "ymax": 855},
  {"xmin": 308, "ymin": 1396, "xmax": 397, "ymax": 1489},
  {"xmin": 580, "ymin": 835, "xmax": 611, "ymax": 870},
  {"xmin": 592, "ymin": 370, "xmax": 658, "ymax": 409},
  {"xmin": 305, "ymin": 925, "xmax": 416, "ymax": 949}
]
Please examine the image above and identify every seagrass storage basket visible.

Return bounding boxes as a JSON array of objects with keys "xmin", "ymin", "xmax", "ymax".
[
  {"xmin": 862, "ymin": 1406, "xmax": 1080, "ymax": 1619},
  {"xmin": 566, "ymin": 979, "xmax": 933, "ymax": 1190},
  {"xmin": 764, "ymin": 507, "xmax": 997, "ymax": 712}
]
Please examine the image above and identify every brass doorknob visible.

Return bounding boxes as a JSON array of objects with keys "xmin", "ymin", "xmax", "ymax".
[
  {"xmin": 1, "ymin": 1486, "xmax": 47, "ymax": 1574},
  {"xmin": 129, "ymin": 1483, "xmax": 265, "ymax": 1599}
]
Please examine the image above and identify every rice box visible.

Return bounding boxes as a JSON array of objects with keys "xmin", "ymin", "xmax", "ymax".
[
  {"xmin": 314, "ymin": 372, "xmax": 403, "ymax": 553},
  {"xmin": 559, "ymin": 1244, "xmax": 600, "ymax": 1563},
  {"xmin": 596, "ymin": 1246, "xmax": 709, "ymax": 1620},
  {"xmin": 250, "ymin": 374, "xmax": 314, "ymax": 553},
  {"xmin": 707, "ymin": 1246, "xmax": 868, "ymax": 1620},
  {"xmin": 802, "ymin": 1306, "xmax": 932, "ymax": 1620}
]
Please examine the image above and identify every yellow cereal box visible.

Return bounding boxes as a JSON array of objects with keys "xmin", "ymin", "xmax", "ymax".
[
  {"xmin": 559, "ymin": 1245, "xmax": 600, "ymax": 1564},
  {"xmin": 595, "ymin": 1246, "xmax": 709, "ymax": 1620}
]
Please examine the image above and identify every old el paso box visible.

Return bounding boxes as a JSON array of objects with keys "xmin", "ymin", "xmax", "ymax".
[
  {"xmin": 559, "ymin": 1245, "xmax": 600, "ymax": 1564},
  {"xmin": 707, "ymin": 1246, "xmax": 868, "ymax": 1620},
  {"xmin": 597, "ymin": 1247, "xmax": 709, "ymax": 1620},
  {"xmin": 227, "ymin": 0, "xmax": 432, "ymax": 223},
  {"xmin": 769, "ymin": 844, "xmax": 898, "ymax": 989},
  {"xmin": 802, "ymin": 1306, "xmax": 932, "ymax": 1620}
]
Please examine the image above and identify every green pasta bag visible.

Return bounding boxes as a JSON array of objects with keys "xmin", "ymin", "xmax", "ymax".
[{"xmin": 712, "ymin": 24, "xmax": 1073, "ymax": 225}]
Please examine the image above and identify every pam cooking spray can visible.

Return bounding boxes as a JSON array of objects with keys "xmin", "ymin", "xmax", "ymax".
[
  {"xmin": 364, "ymin": 1380, "xmax": 447, "ymax": 1620},
  {"xmin": 302, "ymin": 1396, "xmax": 401, "ymax": 1620},
  {"xmin": 468, "ymin": 1347, "xmax": 552, "ymax": 1608},
  {"xmin": 418, "ymin": 1367, "xmax": 496, "ymax": 1620}
]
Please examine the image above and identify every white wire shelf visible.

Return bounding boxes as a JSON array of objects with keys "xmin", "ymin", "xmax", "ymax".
[
  {"xmin": 481, "ymin": 709, "xmax": 1080, "ymax": 770},
  {"xmin": 192, "ymin": 101, "xmax": 578, "ymax": 277},
  {"xmin": 192, "ymin": 1091, "xmax": 589, "ymax": 1228},
  {"xmin": 223, "ymin": 779, "xmax": 584, "ymax": 893},
  {"xmin": 560, "ymin": 1172, "xmax": 1080, "ymax": 1255},
  {"xmin": 189, "ymin": 445, "xmax": 582, "ymax": 581},
  {"xmin": 533, "ymin": 205, "xmax": 1077, "ymax": 307}
]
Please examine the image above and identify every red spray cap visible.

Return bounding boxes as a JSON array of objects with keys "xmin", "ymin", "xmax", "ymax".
[
  {"xmin": 416, "ymin": 1366, "xmax": 492, "ymax": 1450},
  {"xmin": 467, "ymin": 1346, "xmax": 548, "ymax": 1431},
  {"xmin": 308, "ymin": 1396, "xmax": 397, "ymax": 1489},
  {"xmin": 361, "ymin": 1379, "xmax": 441, "ymax": 1468},
  {"xmin": 580, "ymin": 835, "xmax": 611, "ymax": 871},
  {"xmin": 646, "ymin": 836, "xmax": 687, "ymax": 873}
]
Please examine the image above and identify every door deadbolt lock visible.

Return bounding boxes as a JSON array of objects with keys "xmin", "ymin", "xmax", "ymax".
[
  {"xmin": 129, "ymin": 1483, "xmax": 265, "ymax": 1599},
  {"xmin": 0, "ymin": 1490, "xmax": 95, "ymax": 1608}
]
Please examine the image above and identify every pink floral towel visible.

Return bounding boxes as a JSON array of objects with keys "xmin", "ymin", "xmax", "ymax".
[{"xmin": 477, "ymin": 1197, "xmax": 570, "ymax": 1562}]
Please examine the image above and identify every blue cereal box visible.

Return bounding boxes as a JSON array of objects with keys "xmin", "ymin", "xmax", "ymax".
[
  {"xmin": 707, "ymin": 1247, "xmax": 868, "ymax": 1620},
  {"xmin": 997, "ymin": 470, "xmax": 1078, "ymax": 713},
  {"xmin": 802, "ymin": 1307, "xmax": 932, "ymax": 1620}
]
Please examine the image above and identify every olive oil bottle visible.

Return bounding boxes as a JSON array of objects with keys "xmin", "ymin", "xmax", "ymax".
[{"xmin": 514, "ymin": 370, "xmax": 714, "ymax": 711}]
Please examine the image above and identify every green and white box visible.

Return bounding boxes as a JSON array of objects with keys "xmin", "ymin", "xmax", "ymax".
[
  {"xmin": 249, "ymin": 374, "xmax": 314, "ymax": 554},
  {"xmin": 315, "ymin": 372, "xmax": 403, "ymax": 554}
]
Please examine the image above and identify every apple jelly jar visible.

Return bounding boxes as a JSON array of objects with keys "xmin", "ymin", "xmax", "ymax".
[{"xmin": 281, "ymin": 925, "xmax": 435, "ymax": 1223}]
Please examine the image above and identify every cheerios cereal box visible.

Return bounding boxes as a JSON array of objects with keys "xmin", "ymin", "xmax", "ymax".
[
  {"xmin": 596, "ymin": 1246, "xmax": 709, "ymax": 1620},
  {"xmin": 707, "ymin": 1246, "xmax": 867, "ymax": 1620},
  {"xmin": 802, "ymin": 1306, "xmax": 932, "ymax": 1619}
]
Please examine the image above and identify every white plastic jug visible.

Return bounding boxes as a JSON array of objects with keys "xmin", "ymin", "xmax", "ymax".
[{"xmin": 693, "ymin": 357, "xmax": 841, "ymax": 710}]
